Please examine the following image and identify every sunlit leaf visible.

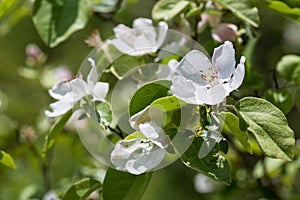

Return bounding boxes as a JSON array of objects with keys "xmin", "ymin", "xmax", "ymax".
[
  {"xmin": 181, "ymin": 137, "xmax": 231, "ymax": 185},
  {"xmin": 62, "ymin": 178, "xmax": 101, "ymax": 200},
  {"xmin": 152, "ymin": 0, "xmax": 190, "ymax": 21},
  {"xmin": 215, "ymin": 0, "xmax": 260, "ymax": 27},
  {"xmin": 129, "ymin": 80, "xmax": 171, "ymax": 116},
  {"xmin": 276, "ymin": 54, "xmax": 300, "ymax": 82},
  {"xmin": 96, "ymin": 102, "xmax": 112, "ymax": 127},
  {"xmin": 223, "ymin": 112, "xmax": 252, "ymax": 153},
  {"xmin": 150, "ymin": 96, "xmax": 184, "ymax": 112},
  {"xmin": 0, "ymin": 150, "xmax": 16, "ymax": 170},
  {"xmin": 43, "ymin": 110, "xmax": 72, "ymax": 157},
  {"xmin": 103, "ymin": 168, "xmax": 152, "ymax": 200},
  {"xmin": 32, "ymin": 0, "xmax": 89, "ymax": 47},
  {"xmin": 236, "ymin": 97, "xmax": 295, "ymax": 161},
  {"xmin": 263, "ymin": 89, "xmax": 294, "ymax": 114}
]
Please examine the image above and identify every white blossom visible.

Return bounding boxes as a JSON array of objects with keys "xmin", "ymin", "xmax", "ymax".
[
  {"xmin": 170, "ymin": 41, "xmax": 245, "ymax": 105},
  {"xmin": 111, "ymin": 106, "xmax": 169, "ymax": 174},
  {"xmin": 108, "ymin": 18, "xmax": 168, "ymax": 56},
  {"xmin": 45, "ymin": 58, "xmax": 109, "ymax": 117}
]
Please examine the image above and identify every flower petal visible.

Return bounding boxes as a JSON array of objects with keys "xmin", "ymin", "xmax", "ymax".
[
  {"xmin": 110, "ymin": 138, "xmax": 165, "ymax": 175},
  {"xmin": 176, "ymin": 50, "xmax": 211, "ymax": 86},
  {"xmin": 70, "ymin": 79, "xmax": 89, "ymax": 101},
  {"xmin": 229, "ymin": 56, "xmax": 245, "ymax": 91},
  {"xmin": 170, "ymin": 76, "xmax": 198, "ymax": 104},
  {"xmin": 87, "ymin": 57, "xmax": 98, "ymax": 89},
  {"xmin": 48, "ymin": 81, "xmax": 72, "ymax": 100},
  {"xmin": 195, "ymin": 84, "xmax": 227, "ymax": 105},
  {"xmin": 156, "ymin": 21, "xmax": 168, "ymax": 48},
  {"xmin": 212, "ymin": 41, "xmax": 236, "ymax": 80},
  {"xmin": 45, "ymin": 92, "xmax": 74, "ymax": 117},
  {"xmin": 132, "ymin": 18, "xmax": 156, "ymax": 38},
  {"xmin": 139, "ymin": 121, "xmax": 169, "ymax": 148},
  {"xmin": 92, "ymin": 82, "xmax": 109, "ymax": 102}
]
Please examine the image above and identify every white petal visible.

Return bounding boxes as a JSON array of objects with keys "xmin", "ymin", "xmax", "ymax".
[
  {"xmin": 229, "ymin": 56, "xmax": 245, "ymax": 91},
  {"xmin": 212, "ymin": 41, "xmax": 236, "ymax": 80},
  {"xmin": 170, "ymin": 76, "xmax": 197, "ymax": 104},
  {"xmin": 176, "ymin": 50, "xmax": 211, "ymax": 86},
  {"xmin": 87, "ymin": 57, "xmax": 98, "ymax": 88},
  {"xmin": 108, "ymin": 38, "xmax": 135, "ymax": 55},
  {"xmin": 129, "ymin": 106, "xmax": 151, "ymax": 130},
  {"xmin": 139, "ymin": 122, "xmax": 169, "ymax": 149},
  {"xmin": 195, "ymin": 84, "xmax": 227, "ymax": 105},
  {"xmin": 92, "ymin": 82, "xmax": 109, "ymax": 102},
  {"xmin": 133, "ymin": 34, "xmax": 157, "ymax": 54},
  {"xmin": 70, "ymin": 79, "xmax": 89, "ymax": 101},
  {"xmin": 48, "ymin": 81, "xmax": 72, "ymax": 100},
  {"xmin": 156, "ymin": 21, "xmax": 168, "ymax": 48},
  {"xmin": 110, "ymin": 138, "xmax": 165, "ymax": 175},
  {"xmin": 133, "ymin": 18, "xmax": 156, "ymax": 38},
  {"xmin": 45, "ymin": 93, "xmax": 74, "ymax": 117}
]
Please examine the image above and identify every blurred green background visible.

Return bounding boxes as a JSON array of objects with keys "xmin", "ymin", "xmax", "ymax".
[{"xmin": 1, "ymin": 0, "xmax": 300, "ymax": 199}]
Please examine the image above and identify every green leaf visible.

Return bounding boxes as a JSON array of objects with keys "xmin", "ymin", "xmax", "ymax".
[
  {"xmin": 264, "ymin": 0, "xmax": 300, "ymax": 23},
  {"xmin": 223, "ymin": 112, "xmax": 252, "ymax": 153},
  {"xmin": 236, "ymin": 97, "xmax": 295, "ymax": 161},
  {"xmin": 43, "ymin": 110, "xmax": 72, "ymax": 157},
  {"xmin": 129, "ymin": 80, "xmax": 171, "ymax": 116},
  {"xmin": 96, "ymin": 102, "xmax": 112, "ymax": 127},
  {"xmin": 152, "ymin": 0, "xmax": 190, "ymax": 21},
  {"xmin": 181, "ymin": 137, "xmax": 231, "ymax": 185},
  {"xmin": 103, "ymin": 168, "xmax": 152, "ymax": 200},
  {"xmin": 276, "ymin": 54, "xmax": 300, "ymax": 82},
  {"xmin": 150, "ymin": 96, "xmax": 184, "ymax": 112},
  {"xmin": 110, "ymin": 54, "xmax": 140, "ymax": 79},
  {"xmin": 214, "ymin": 0, "xmax": 260, "ymax": 27},
  {"xmin": 32, "ymin": 0, "xmax": 89, "ymax": 47},
  {"xmin": 62, "ymin": 178, "xmax": 101, "ymax": 200},
  {"xmin": 0, "ymin": 150, "xmax": 16, "ymax": 170},
  {"xmin": 295, "ymin": 88, "xmax": 300, "ymax": 112},
  {"xmin": 263, "ymin": 89, "xmax": 294, "ymax": 114}
]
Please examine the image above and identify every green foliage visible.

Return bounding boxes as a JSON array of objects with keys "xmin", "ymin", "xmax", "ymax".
[
  {"xmin": 276, "ymin": 54, "xmax": 300, "ymax": 82},
  {"xmin": 96, "ymin": 102, "xmax": 112, "ymax": 127},
  {"xmin": 32, "ymin": 0, "xmax": 89, "ymax": 47},
  {"xmin": 90, "ymin": 0, "xmax": 119, "ymax": 13},
  {"xmin": 181, "ymin": 137, "xmax": 231, "ymax": 185},
  {"xmin": 42, "ymin": 110, "xmax": 72, "ymax": 157},
  {"xmin": 0, "ymin": 150, "xmax": 16, "ymax": 170},
  {"xmin": 236, "ymin": 97, "xmax": 295, "ymax": 161},
  {"xmin": 264, "ymin": 0, "xmax": 300, "ymax": 23},
  {"xmin": 152, "ymin": 0, "xmax": 190, "ymax": 21},
  {"xmin": 62, "ymin": 178, "xmax": 101, "ymax": 200},
  {"xmin": 215, "ymin": 0, "xmax": 260, "ymax": 27},
  {"xmin": 103, "ymin": 168, "xmax": 152, "ymax": 200},
  {"xmin": 129, "ymin": 80, "xmax": 171, "ymax": 116},
  {"xmin": 263, "ymin": 89, "xmax": 294, "ymax": 114},
  {"xmin": 223, "ymin": 112, "xmax": 252, "ymax": 153}
]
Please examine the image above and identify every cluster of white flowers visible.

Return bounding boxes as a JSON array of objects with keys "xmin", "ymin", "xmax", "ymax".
[{"xmin": 45, "ymin": 17, "xmax": 245, "ymax": 175}]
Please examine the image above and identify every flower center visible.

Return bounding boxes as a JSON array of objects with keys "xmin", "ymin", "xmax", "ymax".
[{"xmin": 199, "ymin": 65, "xmax": 219, "ymax": 85}]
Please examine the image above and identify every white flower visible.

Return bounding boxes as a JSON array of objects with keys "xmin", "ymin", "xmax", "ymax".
[
  {"xmin": 45, "ymin": 58, "xmax": 109, "ymax": 117},
  {"xmin": 156, "ymin": 59, "xmax": 178, "ymax": 80},
  {"xmin": 170, "ymin": 41, "xmax": 245, "ymax": 105},
  {"xmin": 108, "ymin": 18, "xmax": 168, "ymax": 56},
  {"xmin": 43, "ymin": 191, "xmax": 60, "ymax": 200},
  {"xmin": 111, "ymin": 106, "xmax": 169, "ymax": 174},
  {"xmin": 111, "ymin": 138, "xmax": 166, "ymax": 175}
]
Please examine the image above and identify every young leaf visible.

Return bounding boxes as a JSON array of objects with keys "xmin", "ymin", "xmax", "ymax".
[
  {"xmin": 181, "ymin": 137, "xmax": 231, "ymax": 185},
  {"xmin": 62, "ymin": 178, "xmax": 101, "ymax": 200},
  {"xmin": 43, "ymin": 110, "xmax": 72, "ymax": 157},
  {"xmin": 236, "ymin": 97, "xmax": 295, "ymax": 161},
  {"xmin": 103, "ymin": 168, "xmax": 152, "ymax": 200},
  {"xmin": 0, "ymin": 150, "xmax": 16, "ymax": 170},
  {"xmin": 223, "ymin": 112, "xmax": 252, "ymax": 153},
  {"xmin": 150, "ymin": 96, "xmax": 184, "ymax": 112},
  {"xmin": 152, "ymin": 0, "xmax": 190, "ymax": 21},
  {"xmin": 214, "ymin": 0, "xmax": 259, "ymax": 27},
  {"xmin": 276, "ymin": 54, "xmax": 300, "ymax": 82},
  {"xmin": 263, "ymin": 89, "xmax": 294, "ymax": 114},
  {"xmin": 96, "ymin": 102, "xmax": 112, "ymax": 127},
  {"xmin": 129, "ymin": 80, "xmax": 171, "ymax": 116},
  {"xmin": 32, "ymin": 0, "xmax": 89, "ymax": 47}
]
